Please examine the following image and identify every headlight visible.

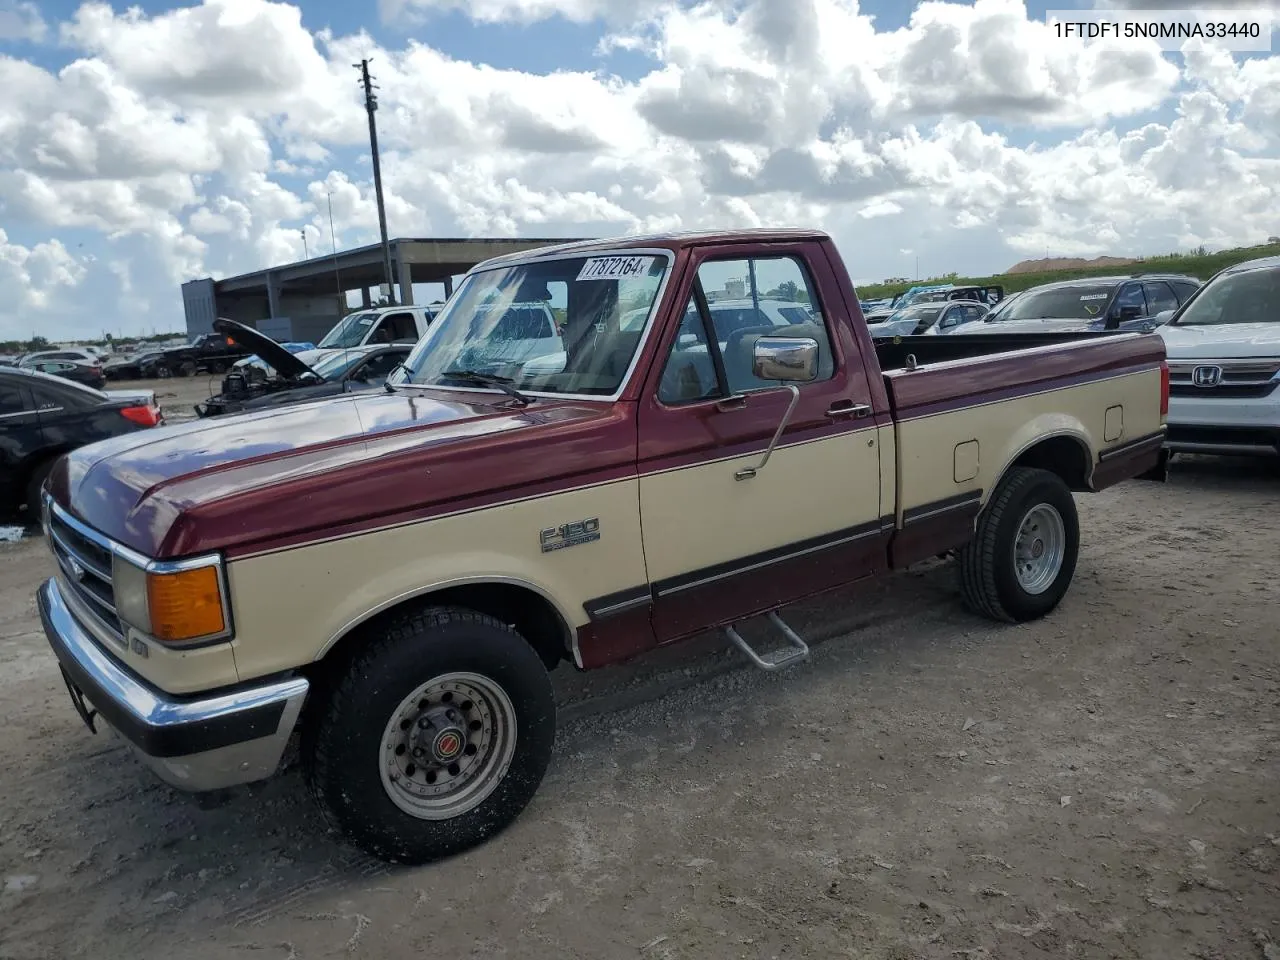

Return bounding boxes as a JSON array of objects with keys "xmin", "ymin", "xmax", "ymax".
[{"xmin": 112, "ymin": 555, "xmax": 229, "ymax": 644}]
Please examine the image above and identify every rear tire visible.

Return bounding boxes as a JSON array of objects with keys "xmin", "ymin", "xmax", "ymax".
[
  {"xmin": 155, "ymin": 364, "xmax": 172, "ymax": 379},
  {"xmin": 957, "ymin": 467, "xmax": 1079, "ymax": 623},
  {"xmin": 24, "ymin": 459, "xmax": 54, "ymax": 520},
  {"xmin": 178, "ymin": 361, "xmax": 197, "ymax": 377},
  {"xmin": 302, "ymin": 606, "xmax": 556, "ymax": 864}
]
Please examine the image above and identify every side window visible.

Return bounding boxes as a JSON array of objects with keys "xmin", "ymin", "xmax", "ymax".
[
  {"xmin": 358, "ymin": 351, "xmax": 407, "ymax": 380},
  {"xmin": 0, "ymin": 383, "xmax": 28, "ymax": 416},
  {"xmin": 27, "ymin": 382, "xmax": 66, "ymax": 410},
  {"xmin": 658, "ymin": 255, "xmax": 833, "ymax": 401},
  {"xmin": 1142, "ymin": 281, "xmax": 1179, "ymax": 314},
  {"xmin": 657, "ymin": 300, "xmax": 717, "ymax": 404},
  {"xmin": 1113, "ymin": 284, "xmax": 1146, "ymax": 314},
  {"xmin": 381, "ymin": 313, "xmax": 417, "ymax": 341},
  {"xmin": 963, "ymin": 305, "xmax": 986, "ymax": 323},
  {"xmin": 1171, "ymin": 279, "xmax": 1201, "ymax": 304}
]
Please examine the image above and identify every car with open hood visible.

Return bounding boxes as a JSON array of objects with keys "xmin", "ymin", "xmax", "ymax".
[{"xmin": 194, "ymin": 319, "xmax": 412, "ymax": 417}]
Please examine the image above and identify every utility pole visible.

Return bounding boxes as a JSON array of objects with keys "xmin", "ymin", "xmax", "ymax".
[
  {"xmin": 355, "ymin": 58, "xmax": 396, "ymax": 305},
  {"xmin": 301, "ymin": 228, "xmax": 309, "ymax": 259}
]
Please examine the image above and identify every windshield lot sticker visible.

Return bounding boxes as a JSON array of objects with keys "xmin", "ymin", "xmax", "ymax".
[
  {"xmin": 576, "ymin": 256, "xmax": 654, "ymax": 281},
  {"xmin": 1079, "ymin": 293, "xmax": 1109, "ymax": 301}
]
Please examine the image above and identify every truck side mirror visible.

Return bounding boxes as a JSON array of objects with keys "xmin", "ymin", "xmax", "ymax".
[{"xmin": 752, "ymin": 336, "xmax": 818, "ymax": 382}]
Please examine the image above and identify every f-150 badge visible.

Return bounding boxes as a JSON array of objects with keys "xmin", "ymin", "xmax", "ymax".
[{"xmin": 539, "ymin": 518, "xmax": 600, "ymax": 552}]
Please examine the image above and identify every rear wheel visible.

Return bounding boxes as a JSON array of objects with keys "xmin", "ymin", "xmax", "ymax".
[
  {"xmin": 24, "ymin": 459, "xmax": 54, "ymax": 520},
  {"xmin": 178, "ymin": 361, "xmax": 197, "ymax": 377},
  {"xmin": 155, "ymin": 364, "xmax": 172, "ymax": 379},
  {"xmin": 957, "ymin": 467, "xmax": 1079, "ymax": 622},
  {"xmin": 302, "ymin": 606, "xmax": 556, "ymax": 864}
]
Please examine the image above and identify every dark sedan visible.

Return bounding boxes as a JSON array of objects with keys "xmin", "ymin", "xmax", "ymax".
[
  {"xmin": 1, "ymin": 366, "xmax": 163, "ymax": 518},
  {"xmin": 23, "ymin": 358, "xmax": 106, "ymax": 390}
]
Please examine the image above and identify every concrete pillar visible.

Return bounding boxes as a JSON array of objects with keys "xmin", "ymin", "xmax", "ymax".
[
  {"xmin": 397, "ymin": 260, "xmax": 414, "ymax": 305},
  {"xmin": 266, "ymin": 272, "xmax": 282, "ymax": 319},
  {"xmin": 443, "ymin": 276, "xmax": 454, "ymax": 299},
  {"xmin": 361, "ymin": 287, "xmax": 372, "ymax": 308}
]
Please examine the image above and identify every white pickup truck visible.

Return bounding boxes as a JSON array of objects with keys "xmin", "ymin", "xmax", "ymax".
[
  {"xmin": 1158, "ymin": 255, "xmax": 1280, "ymax": 458},
  {"xmin": 299, "ymin": 304, "xmax": 442, "ymax": 367}
]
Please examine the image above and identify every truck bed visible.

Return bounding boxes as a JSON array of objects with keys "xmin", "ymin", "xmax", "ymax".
[
  {"xmin": 878, "ymin": 330, "xmax": 1164, "ymax": 419},
  {"xmin": 873, "ymin": 330, "xmax": 1128, "ymax": 372}
]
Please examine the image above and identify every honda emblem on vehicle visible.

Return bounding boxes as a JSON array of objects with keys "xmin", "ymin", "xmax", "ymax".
[{"xmin": 1191, "ymin": 365, "xmax": 1222, "ymax": 387}]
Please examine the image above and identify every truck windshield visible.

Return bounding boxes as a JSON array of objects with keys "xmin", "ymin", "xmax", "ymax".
[
  {"xmin": 993, "ymin": 284, "xmax": 1117, "ymax": 321},
  {"xmin": 1173, "ymin": 267, "xmax": 1279, "ymax": 326},
  {"xmin": 395, "ymin": 252, "xmax": 669, "ymax": 397},
  {"xmin": 319, "ymin": 313, "xmax": 379, "ymax": 349}
]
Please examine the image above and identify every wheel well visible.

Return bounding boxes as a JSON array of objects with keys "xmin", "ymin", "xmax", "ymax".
[
  {"xmin": 315, "ymin": 582, "xmax": 573, "ymax": 679},
  {"xmin": 1007, "ymin": 435, "xmax": 1092, "ymax": 492}
]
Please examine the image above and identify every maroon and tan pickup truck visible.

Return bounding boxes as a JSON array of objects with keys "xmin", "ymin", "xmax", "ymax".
[{"xmin": 36, "ymin": 229, "xmax": 1170, "ymax": 863}]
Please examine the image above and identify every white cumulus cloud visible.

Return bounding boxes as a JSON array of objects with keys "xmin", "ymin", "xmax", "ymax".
[{"xmin": 0, "ymin": 0, "xmax": 1277, "ymax": 341}]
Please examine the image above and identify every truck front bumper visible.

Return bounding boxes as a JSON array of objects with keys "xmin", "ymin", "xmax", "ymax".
[{"xmin": 38, "ymin": 577, "xmax": 309, "ymax": 792}]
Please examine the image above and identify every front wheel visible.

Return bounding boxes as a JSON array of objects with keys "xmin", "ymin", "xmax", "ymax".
[
  {"xmin": 957, "ymin": 467, "xmax": 1079, "ymax": 623},
  {"xmin": 302, "ymin": 607, "xmax": 556, "ymax": 864}
]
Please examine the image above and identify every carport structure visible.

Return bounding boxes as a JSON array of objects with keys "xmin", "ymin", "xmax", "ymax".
[{"xmin": 181, "ymin": 236, "xmax": 591, "ymax": 343}]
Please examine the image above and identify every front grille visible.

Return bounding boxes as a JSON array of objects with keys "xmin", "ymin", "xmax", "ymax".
[
  {"xmin": 47, "ymin": 507, "xmax": 124, "ymax": 638},
  {"xmin": 1168, "ymin": 359, "xmax": 1280, "ymax": 399},
  {"xmin": 1170, "ymin": 382, "xmax": 1279, "ymax": 399}
]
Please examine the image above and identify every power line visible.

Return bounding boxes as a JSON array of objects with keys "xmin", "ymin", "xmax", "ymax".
[{"xmin": 355, "ymin": 57, "xmax": 396, "ymax": 305}]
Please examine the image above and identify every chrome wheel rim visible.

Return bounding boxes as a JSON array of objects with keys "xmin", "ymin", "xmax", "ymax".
[
  {"xmin": 1012, "ymin": 503, "xmax": 1066, "ymax": 595},
  {"xmin": 378, "ymin": 671, "xmax": 517, "ymax": 821}
]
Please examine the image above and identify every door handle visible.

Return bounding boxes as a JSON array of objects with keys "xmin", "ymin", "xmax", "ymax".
[{"xmin": 826, "ymin": 400, "xmax": 871, "ymax": 420}]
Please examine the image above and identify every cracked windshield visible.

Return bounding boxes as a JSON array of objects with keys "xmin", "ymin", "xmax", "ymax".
[{"xmin": 393, "ymin": 253, "xmax": 668, "ymax": 396}]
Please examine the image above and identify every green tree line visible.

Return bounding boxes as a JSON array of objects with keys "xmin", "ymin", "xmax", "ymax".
[{"xmin": 854, "ymin": 240, "xmax": 1280, "ymax": 301}]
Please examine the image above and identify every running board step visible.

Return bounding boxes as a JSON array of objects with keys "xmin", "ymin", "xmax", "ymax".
[{"xmin": 724, "ymin": 611, "xmax": 811, "ymax": 671}]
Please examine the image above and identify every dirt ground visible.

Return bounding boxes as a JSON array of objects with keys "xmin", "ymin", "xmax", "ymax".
[
  {"xmin": 110, "ymin": 373, "xmax": 227, "ymax": 425},
  {"xmin": 1, "ymin": 409, "xmax": 1277, "ymax": 958}
]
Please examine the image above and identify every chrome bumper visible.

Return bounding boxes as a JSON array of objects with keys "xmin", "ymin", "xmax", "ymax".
[{"xmin": 38, "ymin": 578, "xmax": 309, "ymax": 792}]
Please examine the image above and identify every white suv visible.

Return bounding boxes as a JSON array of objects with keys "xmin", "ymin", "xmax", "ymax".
[{"xmin": 1157, "ymin": 256, "xmax": 1280, "ymax": 457}]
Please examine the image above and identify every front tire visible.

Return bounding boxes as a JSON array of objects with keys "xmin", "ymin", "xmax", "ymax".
[
  {"xmin": 957, "ymin": 467, "xmax": 1079, "ymax": 622},
  {"xmin": 302, "ymin": 606, "xmax": 556, "ymax": 864}
]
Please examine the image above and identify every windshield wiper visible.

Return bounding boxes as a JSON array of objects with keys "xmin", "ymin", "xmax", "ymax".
[{"xmin": 441, "ymin": 369, "xmax": 532, "ymax": 406}]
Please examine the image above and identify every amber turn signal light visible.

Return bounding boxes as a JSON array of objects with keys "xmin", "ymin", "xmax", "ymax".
[{"xmin": 146, "ymin": 566, "xmax": 226, "ymax": 643}]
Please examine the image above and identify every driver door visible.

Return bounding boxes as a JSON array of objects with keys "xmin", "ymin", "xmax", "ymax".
[{"xmin": 636, "ymin": 245, "xmax": 887, "ymax": 642}]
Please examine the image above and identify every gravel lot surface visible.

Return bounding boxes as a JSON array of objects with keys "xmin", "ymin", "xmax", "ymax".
[{"xmin": 1, "ymin": 383, "xmax": 1277, "ymax": 959}]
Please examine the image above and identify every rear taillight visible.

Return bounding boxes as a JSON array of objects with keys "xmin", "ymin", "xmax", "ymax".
[
  {"xmin": 120, "ymin": 404, "xmax": 161, "ymax": 427},
  {"xmin": 1159, "ymin": 360, "xmax": 1169, "ymax": 417}
]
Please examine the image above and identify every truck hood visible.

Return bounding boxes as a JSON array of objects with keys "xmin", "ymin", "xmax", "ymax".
[
  {"xmin": 214, "ymin": 317, "xmax": 317, "ymax": 381},
  {"xmin": 48, "ymin": 389, "xmax": 632, "ymax": 559},
  {"xmin": 1158, "ymin": 322, "xmax": 1280, "ymax": 359}
]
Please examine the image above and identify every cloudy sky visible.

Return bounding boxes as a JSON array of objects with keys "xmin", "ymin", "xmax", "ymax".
[{"xmin": 1, "ymin": 0, "xmax": 1278, "ymax": 340}]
